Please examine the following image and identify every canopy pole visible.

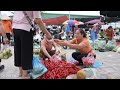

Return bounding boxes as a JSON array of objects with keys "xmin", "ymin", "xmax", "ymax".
[{"xmin": 69, "ymin": 11, "xmax": 70, "ymax": 20}]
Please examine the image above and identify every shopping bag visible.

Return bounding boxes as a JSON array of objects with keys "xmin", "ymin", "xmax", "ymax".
[
  {"xmin": 31, "ymin": 56, "xmax": 48, "ymax": 79},
  {"xmin": 82, "ymin": 53, "xmax": 95, "ymax": 68},
  {"xmin": 0, "ymin": 44, "xmax": 12, "ymax": 59}
]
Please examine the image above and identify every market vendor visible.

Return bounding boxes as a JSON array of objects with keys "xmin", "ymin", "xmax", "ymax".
[
  {"xmin": 39, "ymin": 36, "xmax": 57, "ymax": 60},
  {"xmin": 104, "ymin": 26, "xmax": 114, "ymax": 44},
  {"xmin": 55, "ymin": 29, "xmax": 96, "ymax": 65}
]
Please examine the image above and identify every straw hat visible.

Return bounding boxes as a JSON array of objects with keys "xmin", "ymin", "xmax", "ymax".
[{"xmin": 1, "ymin": 14, "xmax": 11, "ymax": 20}]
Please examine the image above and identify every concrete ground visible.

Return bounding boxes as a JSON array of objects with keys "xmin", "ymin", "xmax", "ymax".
[{"xmin": 0, "ymin": 46, "xmax": 120, "ymax": 79}]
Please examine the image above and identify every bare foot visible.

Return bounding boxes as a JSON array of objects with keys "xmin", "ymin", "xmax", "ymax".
[
  {"xmin": 22, "ymin": 76, "xmax": 30, "ymax": 79},
  {"xmin": 22, "ymin": 70, "xmax": 31, "ymax": 79},
  {"xmin": 19, "ymin": 67, "xmax": 23, "ymax": 77}
]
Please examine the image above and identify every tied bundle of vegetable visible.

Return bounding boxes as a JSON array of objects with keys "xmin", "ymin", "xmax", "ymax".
[
  {"xmin": 0, "ymin": 48, "xmax": 12, "ymax": 59},
  {"xmin": 117, "ymin": 47, "xmax": 120, "ymax": 53},
  {"xmin": 98, "ymin": 40, "xmax": 106, "ymax": 51},
  {"xmin": 39, "ymin": 60, "xmax": 81, "ymax": 79},
  {"xmin": 112, "ymin": 46, "xmax": 120, "ymax": 52},
  {"xmin": 106, "ymin": 40, "xmax": 116, "ymax": 51}
]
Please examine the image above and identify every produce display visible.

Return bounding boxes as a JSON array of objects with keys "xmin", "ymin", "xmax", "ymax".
[
  {"xmin": 112, "ymin": 46, "xmax": 120, "ymax": 52},
  {"xmin": 39, "ymin": 60, "xmax": 81, "ymax": 79},
  {"xmin": 106, "ymin": 40, "xmax": 116, "ymax": 51},
  {"xmin": 117, "ymin": 47, "xmax": 120, "ymax": 53}
]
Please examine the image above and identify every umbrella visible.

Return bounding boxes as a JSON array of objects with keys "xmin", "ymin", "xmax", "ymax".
[
  {"xmin": 63, "ymin": 20, "xmax": 80, "ymax": 26},
  {"xmin": 86, "ymin": 19, "xmax": 101, "ymax": 24}
]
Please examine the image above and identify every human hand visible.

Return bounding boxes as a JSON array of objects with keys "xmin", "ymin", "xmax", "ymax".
[
  {"xmin": 54, "ymin": 39, "xmax": 64, "ymax": 44},
  {"xmin": 54, "ymin": 39, "xmax": 60, "ymax": 42},
  {"xmin": 57, "ymin": 41, "xmax": 67, "ymax": 46},
  {"xmin": 49, "ymin": 56, "xmax": 53, "ymax": 60}
]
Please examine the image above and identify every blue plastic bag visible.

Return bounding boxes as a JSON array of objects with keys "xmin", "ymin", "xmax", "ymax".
[
  {"xmin": 93, "ymin": 61, "xmax": 103, "ymax": 68},
  {"xmin": 69, "ymin": 57, "xmax": 79, "ymax": 65},
  {"xmin": 31, "ymin": 56, "xmax": 48, "ymax": 79}
]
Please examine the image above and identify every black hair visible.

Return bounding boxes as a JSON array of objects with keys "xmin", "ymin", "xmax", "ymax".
[
  {"xmin": 78, "ymin": 29, "xmax": 87, "ymax": 38},
  {"xmin": 108, "ymin": 26, "xmax": 113, "ymax": 29}
]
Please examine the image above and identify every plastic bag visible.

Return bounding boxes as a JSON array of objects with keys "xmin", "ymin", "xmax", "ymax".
[
  {"xmin": 93, "ymin": 61, "xmax": 103, "ymax": 68},
  {"xmin": 0, "ymin": 44, "xmax": 12, "ymax": 59},
  {"xmin": 33, "ymin": 43, "xmax": 40, "ymax": 49},
  {"xmin": 31, "ymin": 56, "xmax": 48, "ymax": 79},
  {"xmin": 98, "ymin": 40, "xmax": 106, "ymax": 50},
  {"xmin": 66, "ymin": 74, "xmax": 77, "ymax": 79},
  {"xmin": 82, "ymin": 53, "xmax": 95, "ymax": 68},
  {"xmin": 68, "ymin": 57, "xmax": 79, "ymax": 65},
  {"xmin": 106, "ymin": 40, "xmax": 116, "ymax": 51},
  {"xmin": 117, "ymin": 47, "xmax": 120, "ymax": 53},
  {"xmin": 51, "ymin": 53, "xmax": 62, "ymax": 62},
  {"xmin": 82, "ymin": 68, "xmax": 97, "ymax": 79}
]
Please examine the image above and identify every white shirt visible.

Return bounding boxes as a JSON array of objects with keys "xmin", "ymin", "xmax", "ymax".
[{"xmin": 12, "ymin": 11, "xmax": 41, "ymax": 32}]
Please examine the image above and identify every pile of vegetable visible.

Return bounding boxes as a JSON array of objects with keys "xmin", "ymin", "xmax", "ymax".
[
  {"xmin": 0, "ymin": 48, "xmax": 12, "ymax": 59},
  {"xmin": 112, "ymin": 46, "xmax": 120, "ymax": 52},
  {"xmin": 117, "ymin": 47, "xmax": 120, "ymax": 53},
  {"xmin": 39, "ymin": 60, "xmax": 81, "ymax": 79},
  {"xmin": 106, "ymin": 40, "xmax": 116, "ymax": 51}
]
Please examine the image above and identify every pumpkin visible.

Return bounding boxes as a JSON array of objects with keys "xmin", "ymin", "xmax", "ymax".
[{"xmin": 76, "ymin": 70, "xmax": 86, "ymax": 79}]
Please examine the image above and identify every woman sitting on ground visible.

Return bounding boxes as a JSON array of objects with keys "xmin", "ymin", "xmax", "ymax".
[{"xmin": 55, "ymin": 29, "xmax": 96, "ymax": 65}]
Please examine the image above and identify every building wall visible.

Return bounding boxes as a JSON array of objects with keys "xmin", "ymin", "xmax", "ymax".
[{"xmin": 41, "ymin": 13, "xmax": 100, "ymax": 20}]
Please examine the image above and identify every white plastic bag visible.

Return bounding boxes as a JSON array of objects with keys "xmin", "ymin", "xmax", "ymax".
[{"xmin": 0, "ymin": 44, "xmax": 12, "ymax": 59}]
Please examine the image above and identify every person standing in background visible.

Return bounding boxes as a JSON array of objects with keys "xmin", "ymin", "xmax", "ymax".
[
  {"xmin": 104, "ymin": 26, "xmax": 114, "ymax": 44},
  {"xmin": 1, "ymin": 14, "xmax": 12, "ymax": 45},
  {"xmin": 12, "ymin": 11, "xmax": 52, "ymax": 79},
  {"xmin": 0, "ymin": 22, "xmax": 10, "ymax": 72},
  {"xmin": 65, "ymin": 24, "xmax": 71, "ymax": 40}
]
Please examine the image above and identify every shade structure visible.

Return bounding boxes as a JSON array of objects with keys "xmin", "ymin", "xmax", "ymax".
[{"xmin": 63, "ymin": 20, "xmax": 80, "ymax": 26}]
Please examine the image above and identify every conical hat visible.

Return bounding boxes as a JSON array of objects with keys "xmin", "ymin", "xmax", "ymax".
[{"xmin": 1, "ymin": 14, "xmax": 11, "ymax": 20}]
